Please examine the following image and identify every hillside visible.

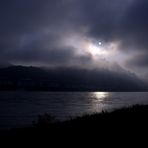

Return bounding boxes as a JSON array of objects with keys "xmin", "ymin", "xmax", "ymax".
[{"xmin": 0, "ymin": 66, "xmax": 147, "ymax": 91}]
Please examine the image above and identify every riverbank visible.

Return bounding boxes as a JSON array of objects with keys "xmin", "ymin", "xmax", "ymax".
[{"xmin": 1, "ymin": 104, "xmax": 148, "ymax": 142}]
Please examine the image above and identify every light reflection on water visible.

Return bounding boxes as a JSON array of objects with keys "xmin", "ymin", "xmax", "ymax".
[
  {"xmin": 93, "ymin": 92, "xmax": 109, "ymax": 102},
  {"xmin": 0, "ymin": 91, "xmax": 148, "ymax": 129},
  {"xmin": 89, "ymin": 92, "xmax": 110, "ymax": 113}
]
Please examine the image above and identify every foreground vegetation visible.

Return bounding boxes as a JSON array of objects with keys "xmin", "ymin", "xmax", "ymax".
[{"xmin": 1, "ymin": 104, "xmax": 148, "ymax": 143}]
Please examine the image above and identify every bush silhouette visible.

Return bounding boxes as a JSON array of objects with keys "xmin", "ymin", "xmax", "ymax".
[{"xmin": 33, "ymin": 113, "xmax": 56, "ymax": 127}]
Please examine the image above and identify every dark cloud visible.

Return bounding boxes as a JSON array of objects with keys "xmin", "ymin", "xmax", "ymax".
[
  {"xmin": 118, "ymin": 0, "xmax": 148, "ymax": 50},
  {"xmin": 0, "ymin": 44, "xmax": 93, "ymax": 67},
  {"xmin": 0, "ymin": 0, "xmax": 92, "ymax": 66},
  {"xmin": 126, "ymin": 53, "xmax": 148, "ymax": 67},
  {"xmin": 78, "ymin": 0, "xmax": 129, "ymax": 41},
  {"xmin": 78, "ymin": 0, "xmax": 148, "ymax": 50},
  {"xmin": 0, "ymin": 0, "xmax": 148, "ymax": 79}
]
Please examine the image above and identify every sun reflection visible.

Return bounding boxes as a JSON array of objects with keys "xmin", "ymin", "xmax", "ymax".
[
  {"xmin": 93, "ymin": 92, "xmax": 109, "ymax": 102},
  {"xmin": 89, "ymin": 92, "xmax": 110, "ymax": 112}
]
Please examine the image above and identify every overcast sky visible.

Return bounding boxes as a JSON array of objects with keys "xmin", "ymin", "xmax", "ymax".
[{"xmin": 0, "ymin": 0, "xmax": 148, "ymax": 80}]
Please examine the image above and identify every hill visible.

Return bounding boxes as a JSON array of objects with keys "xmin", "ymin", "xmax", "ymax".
[{"xmin": 0, "ymin": 66, "xmax": 147, "ymax": 91}]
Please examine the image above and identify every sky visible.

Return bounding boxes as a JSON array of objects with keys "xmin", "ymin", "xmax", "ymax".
[{"xmin": 0, "ymin": 0, "xmax": 148, "ymax": 80}]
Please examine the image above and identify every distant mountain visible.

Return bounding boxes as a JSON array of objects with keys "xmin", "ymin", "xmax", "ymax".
[{"xmin": 0, "ymin": 66, "xmax": 147, "ymax": 91}]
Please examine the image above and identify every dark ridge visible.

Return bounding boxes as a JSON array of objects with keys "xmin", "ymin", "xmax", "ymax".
[{"xmin": 0, "ymin": 66, "xmax": 147, "ymax": 91}]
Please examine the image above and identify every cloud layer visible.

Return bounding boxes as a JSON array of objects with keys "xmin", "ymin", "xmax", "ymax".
[{"xmin": 0, "ymin": 0, "xmax": 148, "ymax": 78}]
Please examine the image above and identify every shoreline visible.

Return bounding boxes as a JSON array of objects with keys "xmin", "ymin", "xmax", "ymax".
[{"xmin": 1, "ymin": 104, "xmax": 148, "ymax": 131}]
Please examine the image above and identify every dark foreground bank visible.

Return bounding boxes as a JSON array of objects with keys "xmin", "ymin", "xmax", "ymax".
[{"xmin": 1, "ymin": 105, "xmax": 148, "ymax": 144}]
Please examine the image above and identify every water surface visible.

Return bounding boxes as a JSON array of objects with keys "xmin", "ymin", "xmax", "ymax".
[{"xmin": 0, "ymin": 91, "xmax": 148, "ymax": 129}]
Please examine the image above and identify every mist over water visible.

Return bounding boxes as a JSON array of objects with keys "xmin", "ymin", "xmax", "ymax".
[{"xmin": 0, "ymin": 91, "xmax": 148, "ymax": 129}]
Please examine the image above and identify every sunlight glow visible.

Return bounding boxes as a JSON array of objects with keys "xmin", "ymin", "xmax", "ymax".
[
  {"xmin": 63, "ymin": 34, "xmax": 118, "ymax": 59},
  {"xmin": 88, "ymin": 43, "xmax": 108, "ymax": 56},
  {"xmin": 98, "ymin": 42, "xmax": 102, "ymax": 46},
  {"xmin": 86, "ymin": 40, "xmax": 118, "ymax": 58}
]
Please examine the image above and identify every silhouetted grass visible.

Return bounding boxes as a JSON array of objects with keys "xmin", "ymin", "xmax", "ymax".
[
  {"xmin": 33, "ymin": 113, "xmax": 57, "ymax": 128},
  {"xmin": 32, "ymin": 104, "xmax": 148, "ymax": 127},
  {"xmin": 1, "ymin": 104, "xmax": 148, "ymax": 143}
]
